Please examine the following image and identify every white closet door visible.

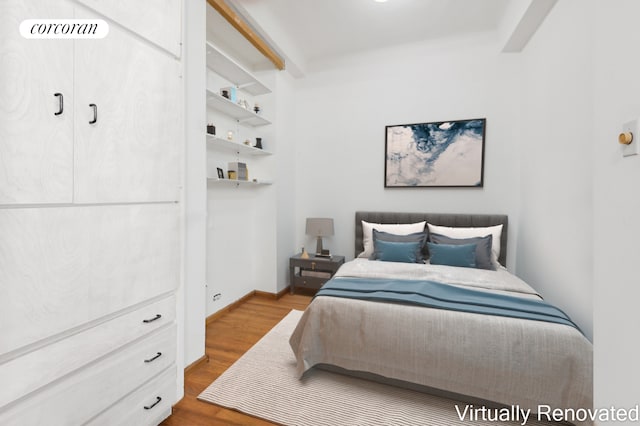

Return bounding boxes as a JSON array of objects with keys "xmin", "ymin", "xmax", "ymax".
[
  {"xmin": 73, "ymin": 9, "xmax": 181, "ymax": 203},
  {"xmin": 76, "ymin": 0, "xmax": 182, "ymax": 58},
  {"xmin": 0, "ymin": 204, "xmax": 180, "ymax": 357},
  {"xmin": 0, "ymin": 0, "xmax": 74, "ymax": 205}
]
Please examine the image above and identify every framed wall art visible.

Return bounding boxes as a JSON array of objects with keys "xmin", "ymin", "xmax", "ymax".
[{"xmin": 384, "ymin": 118, "xmax": 486, "ymax": 188}]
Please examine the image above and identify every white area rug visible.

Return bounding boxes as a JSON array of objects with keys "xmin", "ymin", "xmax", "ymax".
[{"xmin": 198, "ymin": 309, "xmax": 556, "ymax": 426}]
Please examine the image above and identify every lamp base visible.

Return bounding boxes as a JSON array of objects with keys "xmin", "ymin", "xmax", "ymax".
[{"xmin": 315, "ymin": 237, "xmax": 331, "ymax": 257}]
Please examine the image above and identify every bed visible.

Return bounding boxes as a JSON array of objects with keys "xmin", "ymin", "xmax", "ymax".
[{"xmin": 289, "ymin": 212, "xmax": 593, "ymax": 425}]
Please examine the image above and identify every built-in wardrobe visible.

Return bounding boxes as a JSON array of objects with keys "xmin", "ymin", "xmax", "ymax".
[{"xmin": 0, "ymin": 0, "xmax": 183, "ymax": 424}]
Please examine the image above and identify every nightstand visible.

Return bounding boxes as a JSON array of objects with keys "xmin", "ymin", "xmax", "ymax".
[{"xmin": 289, "ymin": 253, "xmax": 345, "ymax": 293}]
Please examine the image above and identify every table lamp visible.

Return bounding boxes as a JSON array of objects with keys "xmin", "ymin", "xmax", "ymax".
[{"xmin": 306, "ymin": 218, "xmax": 334, "ymax": 257}]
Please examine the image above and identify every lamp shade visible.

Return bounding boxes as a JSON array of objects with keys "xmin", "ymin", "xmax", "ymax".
[{"xmin": 305, "ymin": 218, "xmax": 334, "ymax": 237}]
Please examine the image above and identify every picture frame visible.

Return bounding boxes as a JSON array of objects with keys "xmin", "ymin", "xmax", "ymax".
[
  {"xmin": 216, "ymin": 167, "xmax": 224, "ymax": 179},
  {"xmin": 384, "ymin": 118, "xmax": 486, "ymax": 188}
]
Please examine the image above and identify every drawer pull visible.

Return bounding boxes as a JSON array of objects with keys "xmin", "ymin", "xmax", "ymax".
[
  {"xmin": 142, "ymin": 314, "xmax": 162, "ymax": 323},
  {"xmin": 143, "ymin": 396, "xmax": 162, "ymax": 410},
  {"xmin": 144, "ymin": 352, "xmax": 162, "ymax": 363},
  {"xmin": 54, "ymin": 92, "xmax": 63, "ymax": 115},
  {"xmin": 89, "ymin": 103, "xmax": 97, "ymax": 124}
]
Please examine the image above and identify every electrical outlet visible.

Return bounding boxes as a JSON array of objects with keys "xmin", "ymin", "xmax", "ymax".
[{"xmin": 213, "ymin": 293, "xmax": 221, "ymax": 301}]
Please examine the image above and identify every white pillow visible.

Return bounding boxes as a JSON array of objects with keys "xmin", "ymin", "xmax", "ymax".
[
  {"xmin": 427, "ymin": 223, "xmax": 504, "ymax": 266},
  {"xmin": 359, "ymin": 220, "xmax": 427, "ymax": 259}
]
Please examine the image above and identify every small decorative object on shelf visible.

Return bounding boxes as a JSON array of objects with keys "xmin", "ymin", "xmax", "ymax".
[
  {"xmin": 300, "ymin": 247, "xmax": 309, "ymax": 259},
  {"xmin": 254, "ymin": 104, "xmax": 260, "ymax": 114},
  {"xmin": 228, "ymin": 170, "xmax": 237, "ymax": 180},
  {"xmin": 220, "ymin": 86, "xmax": 236, "ymax": 101},
  {"xmin": 217, "ymin": 168, "xmax": 224, "ymax": 179},
  {"xmin": 255, "ymin": 137, "xmax": 263, "ymax": 149},
  {"xmin": 244, "ymin": 139, "xmax": 251, "ymax": 146},
  {"xmin": 227, "ymin": 131, "xmax": 233, "ymax": 140},
  {"xmin": 228, "ymin": 162, "xmax": 248, "ymax": 181},
  {"xmin": 207, "ymin": 124, "xmax": 216, "ymax": 135}
]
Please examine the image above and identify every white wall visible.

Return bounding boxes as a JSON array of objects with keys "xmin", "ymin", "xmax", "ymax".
[
  {"xmin": 517, "ymin": 0, "xmax": 593, "ymax": 340},
  {"xmin": 203, "ymin": 56, "xmax": 297, "ymax": 300},
  {"xmin": 182, "ymin": 0, "xmax": 207, "ymax": 369},
  {"xmin": 274, "ymin": 71, "xmax": 298, "ymax": 291},
  {"xmin": 293, "ymin": 35, "xmax": 522, "ymax": 268},
  {"xmin": 204, "ymin": 40, "xmax": 283, "ymax": 309},
  {"xmin": 515, "ymin": 0, "xmax": 640, "ymax": 409},
  {"xmin": 592, "ymin": 0, "xmax": 640, "ymax": 412}
]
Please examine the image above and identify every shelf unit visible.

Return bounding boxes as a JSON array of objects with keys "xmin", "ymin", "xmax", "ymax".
[
  {"xmin": 206, "ymin": 41, "xmax": 271, "ymax": 96},
  {"xmin": 207, "ymin": 177, "xmax": 273, "ymax": 187},
  {"xmin": 206, "ymin": 39, "xmax": 274, "ymax": 187},
  {"xmin": 205, "ymin": 88, "xmax": 271, "ymax": 127},
  {"xmin": 206, "ymin": 134, "xmax": 272, "ymax": 156}
]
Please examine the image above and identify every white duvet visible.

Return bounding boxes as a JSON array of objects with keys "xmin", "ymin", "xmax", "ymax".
[{"xmin": 290, "ymin": 259, "xmax": 593, "ymax": 425}]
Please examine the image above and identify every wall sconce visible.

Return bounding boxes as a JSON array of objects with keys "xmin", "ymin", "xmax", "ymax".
[
  {"xmin": 620, "ymin": 119, "xmax": 639, "ymax": 157},
  {"xmin": 306, "ymin": 218, "xmax": 334, "ymax": 257},
  {"xmin": 619, "ymin": 132, "xmax": 633, "ymax": 145}
]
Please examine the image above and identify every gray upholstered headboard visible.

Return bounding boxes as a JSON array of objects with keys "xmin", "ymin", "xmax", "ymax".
[{"xmin": 355, "ymin": 211, "xmax": 508, "ymax": 266}]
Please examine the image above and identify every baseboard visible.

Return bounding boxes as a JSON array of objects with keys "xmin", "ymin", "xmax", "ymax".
[
  {"xmin": 206, "ymin": 290, "xmax": 256, "ymax": 325},
  {"xmin": 184, "ymin": 353, "xmax": 209, "ymax": 375},
  {"xmin": 254, "ymin": 286, "xmax": 289, "ymax": 300}
]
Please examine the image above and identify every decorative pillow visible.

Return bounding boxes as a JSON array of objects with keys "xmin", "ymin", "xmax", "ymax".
[
  {"xmin": 373, "ymin": 240, "xmax": 422, "ymax": 263},
  {"xmin": 429, "ymin": 233, "xmax": 494, "ymax": 270},
  {"xmin": 370, "ymin": 230, "xmax": 427, "ymax": 262},
  {"xmin": 359, "ymin": 220, "xmax": 426, "ymax": 258},
  {"xmin": 427, "ymin": 223, "xmax": 503, "ymax": 266},
  {"xmin": 427, "ymin": 242, "xmax": 477, "ymax": 268}
]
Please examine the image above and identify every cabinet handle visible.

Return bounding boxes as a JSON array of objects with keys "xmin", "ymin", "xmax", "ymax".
[
  {"xmin": 143, "ymin": 396, "xmax": 162, "ymax": 410},
  {"xmin": 142, "ymin": 314, "xmax": 162, "ymax": 323},
  {"xmin": 144, "ymin": 352, "xmax": 162, "ymax": 363},
  {"xmin": 89, "ymin": 103, "xmax": 97, "ymax": 124},
  {"xmin": 54, "ymin": 93, "xmax": 63, "ymax": 115}
]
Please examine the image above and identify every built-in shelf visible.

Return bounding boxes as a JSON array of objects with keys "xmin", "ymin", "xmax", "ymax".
[
  {"xmin": 207, "ymin": 177, "xmax": 273, "ymax": 186},
  {"xmin": 206, "ymin": 41, "xmax": 271, "ymax": 96},
  {"xmin": 205, "ymin": 40, "xmax": 274, "ymax": 189},
  {"xmin": 206, "ymin": 134, "xmax": 273, "ymax": 156},
  {"xmin": 206, "ymin": 88, "xmax": 271, "ymax": 127}
]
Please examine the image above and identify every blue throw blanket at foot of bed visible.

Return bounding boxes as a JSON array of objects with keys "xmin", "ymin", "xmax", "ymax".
[{"xmin": 316, "ymin": 277, "xmax": 582, "ymax": 333}]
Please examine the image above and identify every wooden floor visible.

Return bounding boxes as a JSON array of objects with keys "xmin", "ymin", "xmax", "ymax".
[{"xmin": 161, "ymin": 292, "xmax": 312, "ymax": 426}]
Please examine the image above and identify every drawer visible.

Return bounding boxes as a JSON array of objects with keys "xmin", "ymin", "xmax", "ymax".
[
  {"xmin": 87, "ymin": 366, "xmax": 176, "ymax": 426},
  {"xmin": 0, "ymin": 295, "xmax": 175, "ymax": 409},
  {"xmin": 0, "ymin": 325, "xmax": 176, "ymax": 425},
  {"xmin": 294, "ymin": 275, "xmax": 329, "ymax": 289}
]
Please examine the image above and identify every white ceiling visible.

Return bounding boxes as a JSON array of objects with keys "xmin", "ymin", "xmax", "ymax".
[
  {"xmin": 208, "ymin": 0, "xmax": 551, "ymax": 75},
  {"xmin": 234, "ymin": 0, "xmax": 510, "ymax": 64}
]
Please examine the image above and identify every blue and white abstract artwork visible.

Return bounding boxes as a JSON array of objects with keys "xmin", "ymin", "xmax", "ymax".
[{"xmin": 385, "ymin": 118, "xmax": 486, "ymax": 187}]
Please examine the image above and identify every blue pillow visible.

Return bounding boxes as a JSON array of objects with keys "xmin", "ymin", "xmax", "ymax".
[
  {"xmin": 373, "ymin": 239, "xmax": 422, "ymax": 263},
  {"xmin": 429, "ymin": 233, "xmax": 494, "ymax": 270},
  {"xmin": 427, "ymin": 242, "xmax": 477, "ymax": 268},
  {"xmin": 370, "ymin": 229, "xmax": 427, "ymax": 262}
]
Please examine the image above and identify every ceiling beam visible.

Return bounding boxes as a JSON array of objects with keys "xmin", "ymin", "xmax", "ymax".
[
  {"xmin": 502, "ymin": 0, "xmax": 558, "ymax": 52},
  {"xmin": 207, "ymin": 0, "xmax": 285, "ymax": 70}
]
